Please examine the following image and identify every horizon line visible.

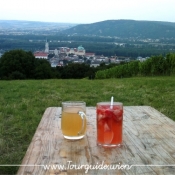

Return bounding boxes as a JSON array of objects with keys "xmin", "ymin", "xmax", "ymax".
[{"xmin": 0, "ymin": 19, "xmax": 175, "ymax": 24}]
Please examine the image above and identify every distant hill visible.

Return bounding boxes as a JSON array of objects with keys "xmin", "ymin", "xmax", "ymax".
[
  {"xmin": 0, "ymin": 20, "xmax": 77, "ymax": 31},
  {"xmin": 61, "ymin": 20, "xmax": 175, "ymax": 39}
]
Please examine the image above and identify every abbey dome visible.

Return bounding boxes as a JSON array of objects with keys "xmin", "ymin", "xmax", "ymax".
[{"xmin": 78, "ymin": 45, "xmax": 85, "ymax": 51}]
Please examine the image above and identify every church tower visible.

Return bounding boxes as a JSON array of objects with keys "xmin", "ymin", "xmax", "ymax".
[{"xmin": 45, "ymin": 39, "xmax": 49, "ymax": 53}]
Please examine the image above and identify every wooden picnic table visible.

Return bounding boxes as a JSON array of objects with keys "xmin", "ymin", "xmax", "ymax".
[{"xmin": 17, "ymin": 106, "xmax": 175, "ymax": 175}]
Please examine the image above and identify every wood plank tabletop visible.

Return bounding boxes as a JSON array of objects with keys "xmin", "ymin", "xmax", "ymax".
[{"xmin": 17, "ymin": 106, "xmax": 175, "ymax": 175}]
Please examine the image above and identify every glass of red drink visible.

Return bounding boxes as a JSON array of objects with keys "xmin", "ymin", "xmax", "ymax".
[{"xmin": 96, "ymin": 102, "xmax": 123, "ymax": 147}]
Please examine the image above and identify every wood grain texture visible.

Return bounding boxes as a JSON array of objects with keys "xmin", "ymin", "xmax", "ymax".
[{"xmin": 17, "ymin": 106, "xmax": 175, "ymax": 175}]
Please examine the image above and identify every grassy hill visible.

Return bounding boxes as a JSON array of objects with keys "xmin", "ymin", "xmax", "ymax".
[
  {"xmin": 0, "ymin": 77, "xmax": 175, "ymax": 174},
  {"xmin": 62, "ymin": 19, "xmax": 175, "ymax": 38}
]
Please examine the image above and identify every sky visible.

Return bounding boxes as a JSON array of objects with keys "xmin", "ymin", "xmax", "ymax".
[{"xmin": 0, "ymin": 0, "xmax": 175, "ymax": 24}]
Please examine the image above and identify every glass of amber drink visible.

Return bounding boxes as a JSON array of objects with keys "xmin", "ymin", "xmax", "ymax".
[
  {"xmin": 96, "ymin": 102, "xmax": 123, "ymax": 147},
  {"xmin": 61, "ymin": 101, "xmax": 87, "ymax": 140}
]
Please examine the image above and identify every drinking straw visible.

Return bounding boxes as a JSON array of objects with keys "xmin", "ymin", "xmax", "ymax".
[{"xmin": 110, "ymin": 96, "xmax": 114, "ymax": 109}]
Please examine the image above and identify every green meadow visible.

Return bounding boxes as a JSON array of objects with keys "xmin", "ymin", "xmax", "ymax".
[{"xmin": 0, "ymin": 77, "xmax": 175, "ymax": 174}]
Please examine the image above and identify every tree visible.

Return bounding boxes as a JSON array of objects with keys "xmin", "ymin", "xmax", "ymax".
[
  {"xmin": 60, "ymin": 63, "xmax": 91, "ymax": 79},
  {"xmin": 0, "ymin": 50, "xmax": 35, "ymax": 79},
  {"xmin": 34, "ymin": 59, "xmax": 54, "ymax": 79},
  {"xmin": 0, "ymin": 49, "xmax": 55, "ymax": 80}
]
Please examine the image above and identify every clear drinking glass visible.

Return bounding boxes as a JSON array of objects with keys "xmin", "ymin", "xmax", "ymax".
[
  {"xmin": 61, "ymin": 101, "xmax": 87, "ymax": 140},
  {"xmin": 96, "ymin": 102, "xmax": 123, "ymax": 147}
]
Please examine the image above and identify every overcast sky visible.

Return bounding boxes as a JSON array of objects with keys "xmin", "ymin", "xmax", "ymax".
[{"xmin": 0, "ymin": 0, "xmax": 175, "ymax": 24}]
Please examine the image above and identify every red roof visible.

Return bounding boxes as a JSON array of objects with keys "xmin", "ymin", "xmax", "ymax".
[
  {"xmin": 86, "ymin": 53, "xmax": 95, "ymax": 56},
  {"xmin": 34, "ymin": 52, "xmax": 48, "ymax": 57}
]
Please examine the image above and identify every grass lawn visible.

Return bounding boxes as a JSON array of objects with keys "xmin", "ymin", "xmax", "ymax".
[{"xmin": 0, "ymin": 77, "xmax": 175, "ymax": 174}]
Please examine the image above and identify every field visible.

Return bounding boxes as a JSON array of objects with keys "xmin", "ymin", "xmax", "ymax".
[{"xmin": 0, "ymin": 77, "xmax": 175, "ymax": 174}]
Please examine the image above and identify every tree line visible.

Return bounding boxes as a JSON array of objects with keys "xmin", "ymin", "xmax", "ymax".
[
  {"xmin": 95, "ymin": 53, "xmax": 175, "ymax": 79},
  {"xmin": 0, "ymin": 50, "xmax": 175, "ymax": 80},
  {"xmin": 0, "ymin": 49, "xmax": 112, "ymax": 80}
]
